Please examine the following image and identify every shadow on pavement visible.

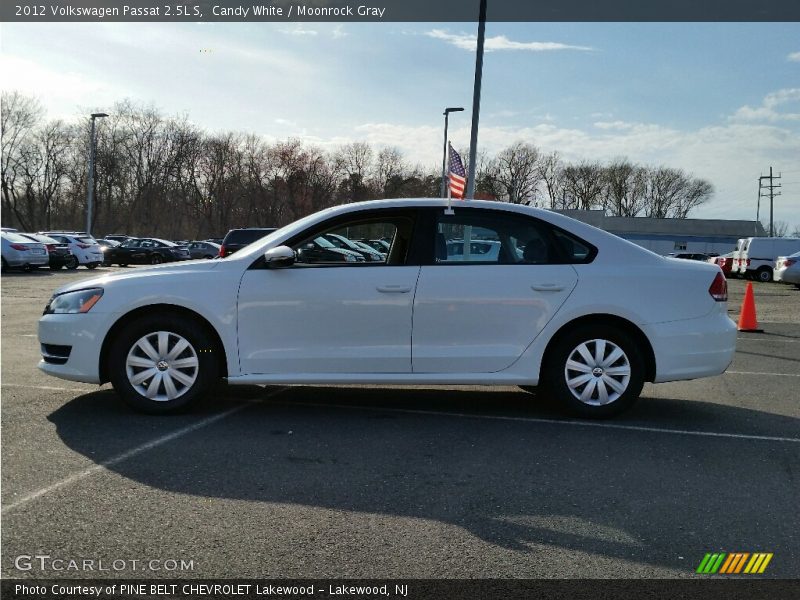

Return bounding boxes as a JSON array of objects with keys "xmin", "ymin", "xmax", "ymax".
[{"xmin": 47, "ymin": 386, "xmax": 800, "ymax": 575}]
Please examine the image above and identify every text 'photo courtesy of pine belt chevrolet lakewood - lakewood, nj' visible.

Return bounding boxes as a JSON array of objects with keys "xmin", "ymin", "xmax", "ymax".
[{"xmin": 37, "ymin": 199, "xmax": 737, "ymax": 418}]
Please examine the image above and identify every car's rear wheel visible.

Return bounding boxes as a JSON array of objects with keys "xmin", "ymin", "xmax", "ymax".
[
  {"xmin": 151, "ymin": 254, "xmax": 163, "ymax": 265},
  {"xmin": 541, "ymin": 324, "xmax": 645, "ymax": 418},
  {"xmin": 756, "ymin": 267, "xmax": 772, "ymax": 283},
  {"xmin": 65, "ymin": 256, "xmax": 79, "ymax": 270},
  {"xmin": 108, "ymin": 314, "xmax": 220, "ymax": 413}
]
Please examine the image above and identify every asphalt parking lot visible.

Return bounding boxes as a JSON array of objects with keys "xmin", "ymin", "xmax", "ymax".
[{"xmin": 1, "ymin": 266, "xmax": 798, "ymax": 579}]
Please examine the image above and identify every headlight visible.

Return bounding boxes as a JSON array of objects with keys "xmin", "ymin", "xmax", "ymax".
[{"xmin": 44, "ymin": 288, "xmax": 104, "ymax": 314}]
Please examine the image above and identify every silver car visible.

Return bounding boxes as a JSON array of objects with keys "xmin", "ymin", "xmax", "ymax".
[
  {"xmin": 1, "ymin": 232, "xmax": 49, "ymax": 271},
  {"xmin": 774, "ymin": 251, "xmax": 800, "ymax": 287}
]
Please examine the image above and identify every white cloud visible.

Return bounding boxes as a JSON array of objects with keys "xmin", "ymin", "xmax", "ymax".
[
  {"xmin": 331, "ymin": 25, "xmax": 348, "ymax": 39},
  {"xmin": 279, "ymin": 26, "xmax": 318, "ymax": 36},
  {"xmin": 787, "ymin": 51, "xmax": 800, "ymax": 62},
  {"xmin": 424, "ymin": 29, "xmax": 593, "ymax": 53},
  {"xmin": 731, "ymin": 88, "xmax": 800, "ymax": 122},
  {"xmin": 593, "ymin": 121, "xmax": 637, "ymax": 130}
]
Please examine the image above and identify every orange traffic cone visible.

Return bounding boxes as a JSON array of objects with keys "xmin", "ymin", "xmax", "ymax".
[{"xmin": 737, "ymin": 282, "xmax": 762, "ymax": 332}]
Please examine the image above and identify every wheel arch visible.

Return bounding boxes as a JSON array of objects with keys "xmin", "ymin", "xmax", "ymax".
[
  {"xmin": 541, "ymin": 314, "xmax": 656, "ymax": 383},
  {"xmin": 98, "ymin": 304, "xmax": 228, "ymax": 384}
]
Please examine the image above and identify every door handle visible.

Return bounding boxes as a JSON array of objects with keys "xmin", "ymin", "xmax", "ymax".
[
  {"xmin": 377, "ymin": 285, "xmax": 412, "ymax": 293},
  {"xmin": 531, "ymin": 283, "xmax": 565, "ymax": 292}
]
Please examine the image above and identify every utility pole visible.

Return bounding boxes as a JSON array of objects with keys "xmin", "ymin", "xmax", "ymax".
[
  {"xmin": 758, "ymin": 167, "xmax": 782, "ymax": 237},
  {"xmin": 465, "ymin": 0, "xmax": 487, "ymax": 200}
]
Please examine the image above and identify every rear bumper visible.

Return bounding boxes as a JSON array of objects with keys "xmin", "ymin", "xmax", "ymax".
[
  {"xmin": 644, "ymin": 307, "xmax": 737, "ymax": 383},
  {"xmin": 5, "ymin": 253, "xmax": 50, "ymax": 267}
]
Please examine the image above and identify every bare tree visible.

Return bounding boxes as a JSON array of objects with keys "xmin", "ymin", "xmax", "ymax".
[
  {"xmin": 489, "ymin": 142, "xmax": 542, "ymax": 205},
  {"xmin": 1, "ymin": 92, "xmax": 44, "ymax": 229},
  {"xmin": 602, "ymin": 159, "xmax": 647, "ymax": 217},
  {"xmin": 562, "ymin": 161, "xmax": 605, "ymax": 210}
]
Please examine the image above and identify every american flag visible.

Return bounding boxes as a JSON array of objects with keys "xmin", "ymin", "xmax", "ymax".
[{"xmin": 448, "ymin": 142, "xmax": 467, "ymax": 199}]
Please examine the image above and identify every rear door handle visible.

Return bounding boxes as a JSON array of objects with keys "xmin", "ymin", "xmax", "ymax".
[
  {"xmin": 531, "ymin": 283, "xmax": 565, "ymax": 292},
  {"xmin": 377, "ymin": 285, "xmax": 412, "ymax": 293}
]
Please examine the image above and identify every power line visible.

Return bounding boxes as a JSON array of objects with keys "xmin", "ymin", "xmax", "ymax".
[{"xmin": 758, "ymin": 167, "xmax": 781, "ymax": 237}]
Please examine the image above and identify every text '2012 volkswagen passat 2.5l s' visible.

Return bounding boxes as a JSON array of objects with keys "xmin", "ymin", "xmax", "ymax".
[{"xmin": 38, "ymin": 199, "xmax": 736, "ymax": 418}]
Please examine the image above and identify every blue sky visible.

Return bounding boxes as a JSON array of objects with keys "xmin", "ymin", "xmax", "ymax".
[{"xmin": 2, "ymin": 21, "xmax": 799, "ymax": 224}]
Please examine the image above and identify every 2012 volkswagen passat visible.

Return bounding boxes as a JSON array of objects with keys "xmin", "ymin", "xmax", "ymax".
[{"xmin": 38, "ymin": 199, "xmax": 736, "ymax": 418}]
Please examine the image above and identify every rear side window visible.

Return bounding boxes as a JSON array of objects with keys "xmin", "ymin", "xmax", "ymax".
[
  {"xmin": 76, "ymin": 237, "xmax": 96, "ymax": 244},
  {"xmin": 433, "ymin": 209, "xmax": 595, "ymax": 265},
  {"xmin": 4, "ymin": 233, "xmax": 33, "ymax": 243}
]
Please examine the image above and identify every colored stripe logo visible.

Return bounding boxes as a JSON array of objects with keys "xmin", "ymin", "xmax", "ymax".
[{"xmin": 696, "ymin": 552, "xmax": 773, "ymax": 574}]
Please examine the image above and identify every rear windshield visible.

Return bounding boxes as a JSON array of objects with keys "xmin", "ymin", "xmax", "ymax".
[
  {"xmin": 4, "ymin": 232, "xmax": 34, "ymax": 243},
  {"xmin": 224, "ymin": 229, "xmax": 275, "ymax": 245}
]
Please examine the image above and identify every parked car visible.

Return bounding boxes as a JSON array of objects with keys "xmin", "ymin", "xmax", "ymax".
[
  {"xmin": 731, "ymin": 238, "xmax": 747, "ymax": 278},
  {"xmin": 738, "ymin": 237, "xmax": 800, "ymax": 282},
  {"xmin": 187, "ymin": 241, "xmax": 221, "ymax": 259},
  {"xmin": 670, "ymin": 252, "xmax": 710, "ymax": 261},
  {"xmin": 104, "ymin": 234, "xmax": 131, "ymax": 243},
  {"xmin": 96, "ymin": 239, "xmax": 121, "ymax": 266},
  {"xmin": 219, "ymin": 228, "xmax": 277, "ymax": 258},
  {"xmin": 205, "ymin": 238, "xmax": 224, "ymax": 245},
  {"xmin": 707, "ymin": 251, "xmax": 735, "ymax": 277},
  {"xmin": 2, "ymin": 231, "xmax": 50, "ymax": 271},
  {"xmin": 39, "ymin": 232, "xmax": 104, "ymax": 269},
  {"xmin": 358, "ymin": 238, "xmax": 391, "ymax": 253},
  {"xmin": 104, "ymin": 238, "xmax": 191, "ymax": 266},
  {"xmin": 38, "ymin": 199, "xmax": 736, "ymax": 418},
  {"xmin": 323, "ymin": 233, "xmax": 384, "ymax": 262},
  {"xmin": 19, "ymin": 233, "xmax": 77, "ymax": 270},
  {"xmin": 297, "ymin": 236, "xmax": 365, "ymax": 263},
  {"xmin": 774, "ymin": 251, "xmax": 800, "ymax": 287}
]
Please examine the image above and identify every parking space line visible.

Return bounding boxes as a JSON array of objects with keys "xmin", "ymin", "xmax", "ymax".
[
  {"xmin": 737, "ymin": 337, "xmax": 800, "ymax": 343},
  {"xmin": 267, "ymin": 400, "xmax": 800, "ymax": 444},
  {"xmin": 726, "ymin": 370, "xmax": 800, "ymax": 378},
  {"xmin": 1, "ymin": 387, "xmax": 288, "ymax": 514},
  {"xmin": 2, "ymin": 383, "xmax": 98, "ymax": 393}
]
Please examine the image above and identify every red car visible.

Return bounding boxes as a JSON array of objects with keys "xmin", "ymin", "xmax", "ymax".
[{"xmin": 708, "ymin": 252, "xmax": 734, "ymax": 277}]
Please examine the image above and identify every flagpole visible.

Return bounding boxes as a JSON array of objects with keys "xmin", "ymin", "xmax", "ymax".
[
  {"xmin": 466, "ymin": 0, "xmax": 487, "ymax": 200},
  {"xmin": 445, "ymin": 165, "xmax": 454, "ymax": 215}
]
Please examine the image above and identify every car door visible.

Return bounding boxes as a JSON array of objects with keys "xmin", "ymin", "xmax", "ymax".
[
  {"xmin": 412, "ymin": 207, "xmax": 581, "ymax": 373},
  {"xmin": 236, "ymin": 209, "xmax": 421, "ymax": 375}
]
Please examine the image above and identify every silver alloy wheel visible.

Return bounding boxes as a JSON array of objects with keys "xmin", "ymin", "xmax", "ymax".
[
  {"xmin": 564, "ymin": 338, "xmax": 631, "ymax": 406},
  {"xmin": 125, "ymin": 331, "xmax": 199, "ymax": 402}
]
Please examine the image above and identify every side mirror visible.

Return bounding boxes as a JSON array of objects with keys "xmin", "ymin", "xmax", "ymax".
[{"xmin": 264, "ymin": 245, "xmax": 295, "ymax": 268}]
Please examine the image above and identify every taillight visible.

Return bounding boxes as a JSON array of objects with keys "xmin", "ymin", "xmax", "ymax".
[
  {"xmin": 46, "ymin": 244, "xmax": 55, "ymax": 252},
  {"xmin": 709, "ymin": 271, "xmax": 728, "ymax": 302},
  {"xmin": 720, "ymin": 258, "xmax": 727, "ymax": 266},
  {"xmin": 786, "ymin": 259, "xmax": 796, "ymax": 267},
  {"xmin": 77, "ymin": 243, "xmax": 91, "ymax": 249},
  {"xmin": 746, "ymin": 259, "xmax": 751, "ymax": 266},
  {"xmin": 219, "ymin": 245, "xmax": 225, "ymax": 257},
  {"xmin": 10, "ymin": 243, "xmax": 28, "ymax": 251}
]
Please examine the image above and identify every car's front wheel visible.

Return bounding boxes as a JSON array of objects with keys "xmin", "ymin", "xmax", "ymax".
[
  {"xmin": 541, "ymin": 324, "xmax": 645, "ymax": 418},
  {"xmin": 756, "ymin": 267, "xmax": 772, "ymax": 283},
  {"xmin": 108, "ymin": 314, "xmax": 220, "ymax": 413}
]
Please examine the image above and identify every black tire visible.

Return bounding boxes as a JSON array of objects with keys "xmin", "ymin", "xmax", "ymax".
[
  {"xmin": 203, "ymin": 254, "xmax": 213, "ymax": 259},
  {"xmin": 756, "ymin": 267, "xmax": 772, "ymax": 283},
  {"xmin": 86, "ymin": 262, "xmax": 99, "ymax": 270},
  {"xmin": 151, "ymin": 254, "xmax": 163, "ymax": 265},
  {"xmin": 65, "ymin": 256, "xmax": 79, "ymax": 270},
  {"xmin": 541, "ymin": 324, "xmax": 645, "ymax": 419},
  {"xmin": 1, "ymin": 257, "xmax": 7, "ymax": 273},
  {"xmin": 107, "ymin": 313, "xmax": 220, "ymax": 414},
  {"xmin": 50, "ymin": 264, "xmax": 63, "ymax": 271}
]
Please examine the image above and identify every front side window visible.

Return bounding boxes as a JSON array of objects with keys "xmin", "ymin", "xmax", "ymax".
[{"xmin": 291, "ymin": 215, "xmax": 414, "ymax": 266}]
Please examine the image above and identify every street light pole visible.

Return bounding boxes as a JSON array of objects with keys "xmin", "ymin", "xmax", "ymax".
[
  {"xmin": 440, "ymin": 107, "xmax": 464, "ymax": 197},
  {"xmin": 465, "ymin": 0, "xmax": 487, "ymax": 200},
  {"xmin": 85, "ymin": 112, "xmax": 108, "ymax": 235}
]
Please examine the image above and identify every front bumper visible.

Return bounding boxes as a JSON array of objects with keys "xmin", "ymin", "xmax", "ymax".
[
  {"xmin": 644, "ymin": 306, "xmax": 737, "ymax": 383},
  {"xmin": 37, "ymin": 313, "xmax": 114, "ymax": 384}
]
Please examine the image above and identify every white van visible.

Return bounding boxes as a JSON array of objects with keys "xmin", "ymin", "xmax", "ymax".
[
  {"xmin": 739, "ymin": 237, "xmax": 800, "ymax": 282},
  {"xmin": 731, "ymin": 238, "xmax": 747, "ymax": 278}
]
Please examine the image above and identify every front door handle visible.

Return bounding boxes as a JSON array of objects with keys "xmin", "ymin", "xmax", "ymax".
[
  {"xmin": 531, "ymin": 283, "xmax": 565, "ymax": 292},
  {"xmin": 377, "ymin": 285, "xmax": 412, "ymax": 293}
]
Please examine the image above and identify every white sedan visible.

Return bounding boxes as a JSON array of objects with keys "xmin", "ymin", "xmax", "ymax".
[{"xmin": 38, "ymin": 199, "xmax": 736, "ymax": 418}]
